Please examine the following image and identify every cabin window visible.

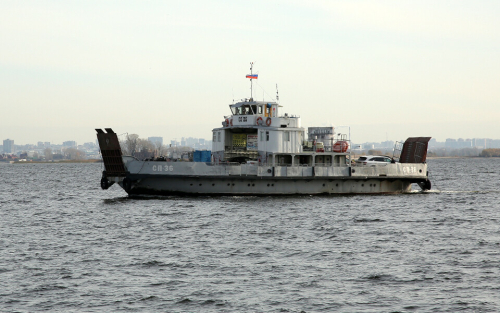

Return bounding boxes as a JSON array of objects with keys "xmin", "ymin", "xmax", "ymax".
[
  {"xmin": 213, "ymin": 132, "xmax": 216, "ymax": 142},
  {"xmin": 266, "ymin": 131, "xmax": 270, "ymax": 141},
  {"xmin": 258, "ymin": 106, "xmax": 263, "ymax": 114},
  {"xmin": 218, "ymin": 131, "xmax": 221, "ymax": 142},
  {"xmin": 260, "ymin": 131, "xmax": 264, "ymax": 142},
  {"xmin": 251, "ymin": 105, "xmax": 257, "ymax": 114}
]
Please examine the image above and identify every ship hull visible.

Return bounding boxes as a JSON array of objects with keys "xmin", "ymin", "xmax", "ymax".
[
  {"xmin": 117, "ymin": 174, "xmax": 416, "ymax": 196},
  {"xmin": 98, "ymin": 158, "xmax": 432, "ymax": 196}
]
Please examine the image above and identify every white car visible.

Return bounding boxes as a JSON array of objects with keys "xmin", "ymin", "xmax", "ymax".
[{"xmin": 355, "ymin": 155, "xmax": 394, "ymax": 166}]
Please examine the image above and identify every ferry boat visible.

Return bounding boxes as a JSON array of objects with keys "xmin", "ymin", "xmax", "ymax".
[{"xmin": 96, "ymin": 66, "xmax": 431, "ymax": 195}]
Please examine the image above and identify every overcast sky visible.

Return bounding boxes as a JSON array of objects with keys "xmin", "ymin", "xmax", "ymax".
[{"xmin": 1, "ymin": 0, "xmax": 499, "ymax": 145}]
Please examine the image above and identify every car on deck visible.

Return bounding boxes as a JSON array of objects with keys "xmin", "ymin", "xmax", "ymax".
[{"xmin": 355, "ymin": 155, "xmax": 394, "ymax": 166}]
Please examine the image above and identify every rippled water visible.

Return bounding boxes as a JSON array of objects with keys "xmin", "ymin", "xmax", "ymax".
[{"xmin": 1, "ymin": 158, "xmax": 500, "ymax": 312}]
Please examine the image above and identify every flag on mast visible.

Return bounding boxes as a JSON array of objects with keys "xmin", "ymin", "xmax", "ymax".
[{"xmin": 246, "ymin": 74, "xmax": 258, "ymax": 79}]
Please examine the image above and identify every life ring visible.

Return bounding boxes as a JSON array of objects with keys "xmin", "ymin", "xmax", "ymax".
[
  {"xmin": 265, "ymin": 117, "xmax": 272, "ymax": 126},
  {"xmin": 225, "ymin": 119, "xmax": 229, "ymax": 127},
  {"xmin": 256, "ymin": 117, "xmax": 263, "ymax": 125},
  {"xmin": 333, "ymin": 141, "xmax": 349, "ymax": 153}
]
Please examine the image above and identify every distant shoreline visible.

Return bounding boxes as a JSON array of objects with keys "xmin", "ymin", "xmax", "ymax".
[
  {"xmin": 427, "ymin": 156, "xmax": 500, "ymax": 159},
  {"xmin": 3, "ymin": 156, "xmax": 499, "ymax": 165},
  {"xmin": 7, "ymin": 159, "xmax": 102, "ymax": 164}
]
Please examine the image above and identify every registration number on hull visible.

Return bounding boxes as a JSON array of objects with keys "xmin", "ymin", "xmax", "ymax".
[
  {"xmin": 402, "ymin": 166, "xmax": 418, "ymax": 174},
  {"xmin": 152, "ymin": 165, "xmax": 174, "ymax": 172}
]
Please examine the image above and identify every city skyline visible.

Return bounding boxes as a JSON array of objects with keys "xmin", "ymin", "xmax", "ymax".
[
  {"xmin": 1, "ymin": 1, "xmax": 499, "ymax": 144},
  {"xmin": 4, "ymin": 135, "xmax": 500, "ymax": 153}
]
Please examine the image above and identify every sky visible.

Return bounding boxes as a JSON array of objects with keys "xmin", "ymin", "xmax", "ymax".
[{"xmin": 1, "ymin": 0, "xmax": 499, "ymax": 145}]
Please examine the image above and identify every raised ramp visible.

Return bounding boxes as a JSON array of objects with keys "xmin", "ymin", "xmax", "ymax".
[
  {"xmin": 96, "ymin": 128, "xmax": 127, "ymax": 176},
  {"xmin": 399, "ymin": 137, "xmax": 431, "ymax": 163}
]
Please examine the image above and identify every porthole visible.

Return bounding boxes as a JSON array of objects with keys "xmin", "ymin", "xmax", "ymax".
[
  {"xmin": 336, "ymin": 183, "xmax": 339, "ymax": 187},
  {"xmin": 419, "ymin": 169, "xmax": 422, "ymax": 173},
  {"xmin": 212, "ymin": 183, "xmax": 215, "ymax": 186},
  {"xmin": 267, "ymin": 184, "xmax": 270, "ymax": 187},
  {"xmin": 252, "ymin": 184, "xmax": 255, "ymax": 186},
  {"xmin": 352, "ymin": 169, "xmax": 356, "ymax": 173},
  {"xmin": 362, "ymin": 184, "xmax": 364, "ymax": 187},
  {"xmin": 248, "ymin": 184, "xmax": 251, "ymax": 186},
  {"xmin": 322, "ymin": 184, "xmax": 325, "ymax": 187},
  {"xmin": 190, "ymin": 183, "xmax": 193, "ymax": 186},
  {"xmin": 199, "ymin": 184, "xmax": 202, "ymax": 186},
  {"xmin": 227, "ymin": 183, "xmax": 230, "ymax": 186},
  {"xmin": 232, "ymin": 183, "xmax": 235, "ymax": 186}
]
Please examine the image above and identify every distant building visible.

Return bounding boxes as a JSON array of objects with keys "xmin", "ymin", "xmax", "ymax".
[
  {"xmin": 3, "ymin": 139, "xmax": 14, "ymax": 153},
  {"xmin": 445, "ymin": 138, "xmax": 457, "ymax": 148},
  {"xmin": 83, "ymin": 142, "xmax": 95, "ymax": 149},
  {"xmin": 148, "ymin": 137, "xmax": 163, "ymax": 146},
  {"xmin": 63, "ymin": 141, "xmax": 76, "ymax": 147}
]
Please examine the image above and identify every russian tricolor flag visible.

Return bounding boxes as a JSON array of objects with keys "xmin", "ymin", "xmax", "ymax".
[{"xmin": 246, "ymin": 74, "xmax": 258, "ymax": 79}]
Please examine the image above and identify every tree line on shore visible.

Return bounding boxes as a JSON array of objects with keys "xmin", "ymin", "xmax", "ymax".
[
  {"xmin": 363, "ymin": 148, "xmax": 500, "ymax": 158},
  {"xmin": 119, "ymin": 134, "xmax": 193, "ymax": 158},
  {"xmin": 479, "ymin": 149, "xmax": 500, "ymax": 157}
]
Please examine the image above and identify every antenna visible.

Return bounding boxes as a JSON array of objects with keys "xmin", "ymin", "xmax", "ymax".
[{"xmin": 276, "ymin": 84, "xmax": 279, "ymax": 102}]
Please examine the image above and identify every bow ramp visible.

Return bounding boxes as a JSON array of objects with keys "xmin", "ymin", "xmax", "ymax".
[
  {"xmin": 400, "ymin": 137, "xmax": 431, "ymax": 163},
  {"xmin": 399, "ymin": 137, "xmax": 432, "ymax": 190},
  {"xmin": 96, "ymin": 128, "xmax": 127, "ymax": 189}
]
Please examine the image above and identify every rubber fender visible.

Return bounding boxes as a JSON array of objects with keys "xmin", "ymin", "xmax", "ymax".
[
  {"xmin": 418, "ymin": 180, "xmax": 431, "ymax": 191},
  {"xmin": 122, "ymin": 177, "xmax": 132, "ymax": 193},
  {"xmin": 100, "ymin": 177, "xmax": 110, "ymax": 190}
]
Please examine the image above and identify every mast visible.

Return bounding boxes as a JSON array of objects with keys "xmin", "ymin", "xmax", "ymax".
[
  {"xmin": 250, "ymin": 62, "xmax": 254, "ymax": 100},
  {"xmin": 245, "ymin": 62, "xmax": 258, "ymax": 101}
]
